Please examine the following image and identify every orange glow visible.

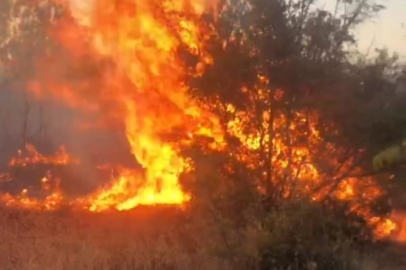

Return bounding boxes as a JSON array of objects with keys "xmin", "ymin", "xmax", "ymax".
[
  {"xmin": 9, "ymin": 144, "xmax": 79, "ymax": 167},
  {"xmin": 387, "ymin": 212, "xmax": 406, "ymax": 243},
  {"xmin": 10, "ymin": 0, "xmax": 222, "ymax": 211},
  {"xmin": 0, "ymin": 0, "xmax": 401, "ymax": 242},
  {"xmin": 336, "ymin": 180, "xmax": 355, "ymax": 201},
  {"xmin": 1, "ymin": 173, "xmax": 63, "ymax": 211},
  {"xmin": 369, "ymin": 217, "xmax": 397, "ymax": 239},
  {"xmin": 395, "ymin": 218, "xmax": 406, "ymax": 242},
  {"xmin": 221, "ymin": 84, "xmax": 397, "ymax": 239}
]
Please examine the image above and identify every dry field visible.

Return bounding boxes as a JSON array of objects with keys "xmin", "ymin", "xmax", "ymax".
[
  {"xmin": 1, "ymin": 205, "xmax": 405, "ymax": 270},
  {"xmin": 0, "ymin": 206, "xmax": 225, "ymax": 270}
]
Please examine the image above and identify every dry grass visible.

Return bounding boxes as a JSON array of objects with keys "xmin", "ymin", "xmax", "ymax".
[
  {"xmin": 0, "ymin": 206, "xmax": 226, "ymax": 270},
  {"xmin": 0, "ymin": 205, "xmax": 404, "ymax": 270}
]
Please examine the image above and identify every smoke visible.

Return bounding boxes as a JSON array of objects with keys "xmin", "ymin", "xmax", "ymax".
[
  {"xmin": 0, "ymin": 16, "xmax": 135, "ymax": 196},
  {"xmin": 0, "ymin": 81, "xmax": 136, "ymax": 196}
]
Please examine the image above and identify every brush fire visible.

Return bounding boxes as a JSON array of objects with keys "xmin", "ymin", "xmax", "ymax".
[{"xmin": 0, "ymin": 0, "xmax": 405, "ymax": 246}]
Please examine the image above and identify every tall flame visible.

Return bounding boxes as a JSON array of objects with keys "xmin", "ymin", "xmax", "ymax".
[{"xmin": 22, "ymin": 0, "xmax": 223, "ymax": 211}]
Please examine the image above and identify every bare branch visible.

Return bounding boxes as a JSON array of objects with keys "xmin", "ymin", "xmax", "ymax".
[{"xmin": 20, "ymin": 94, "xmax": 31, "ymax": 147}]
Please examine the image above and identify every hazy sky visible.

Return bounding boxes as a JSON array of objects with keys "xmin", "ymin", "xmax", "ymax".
[{"xmin": 317, "ymin": 0, "xmax": 406, "ymax": 60}]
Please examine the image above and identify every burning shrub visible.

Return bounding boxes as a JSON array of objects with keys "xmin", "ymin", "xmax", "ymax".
[{"xmin": 179, "ymin": 147, "xmax": 380, "ymax": 270}]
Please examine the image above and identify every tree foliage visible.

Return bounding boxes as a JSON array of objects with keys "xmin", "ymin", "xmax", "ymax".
[
  {"xmin": 0, "ymin": 0, "xmax": 60, "ymax": 85},
  {"xmin": 184, "ymin": 0, "xmax": 399, "ymax": 207},
  {"xmin": 372, "ymin": 141, "xmax": 406, "ymax": 171},
  {"xmin": 179, "ymin": 1, "xmax": 406, "ymax": 265}
]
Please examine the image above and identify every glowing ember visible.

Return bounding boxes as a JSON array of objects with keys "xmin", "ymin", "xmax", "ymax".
[
  {"xmin": 387, "ymin": 212, "xmax": 406, "ymax": 243},
  {"xmin": 369, "ymin": 217, "xmax": 397, "ymax": 239},
  {"xmin": 1, "ymin": 173, "xmax": 63, "ymax": 211},
  {"xmin": 396, "ymin": 218, "xmax": 406, "ymax": 242}
]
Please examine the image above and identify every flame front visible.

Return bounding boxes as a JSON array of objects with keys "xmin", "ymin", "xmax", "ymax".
[
  {"xmin": 28, "ymin": 0, "xmax": 221, "ymax": 211},
  {"xmin": 1, "ymin": 172, "xmax": 63, "ymax": 211},
  {"xmin": 9, "ymin": 144, "xmax": 79, "ymax": 168},
  {"xmin": 82, "ymin": 0, "xmax": 222, "ymax": 211}
]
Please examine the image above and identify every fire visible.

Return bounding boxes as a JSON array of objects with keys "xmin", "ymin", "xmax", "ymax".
[
  {"xmin": 76, "ymin": 0, "xmax": 222, "ymax": 210},
  {"xmin": 395, "ymin": 217, "xmax": 406, "ymax": 242},
  {"xmin": 85, "ymin": 166, "xmax": 186, "ymax": 212},
  {"xmin": 9, "ymin": 144, "xmax": 79, "ymax": 167},
  {"xmin": 1, "ymin": 173, "xmax": 63, "ymax": 211},
  {"xmin": 221, "ymin": 83, "xmax": 398, "ymax": 238},
  {"xmin": 0, "ymin": 0, "xmax": 402, "ymax": 242},
  {"xmin": 336, "ymin": 179, "xmax": 355, "ymax": 201},
  {"xmin": 4, "ymin": 0, "xmax": 222, "ymax": 211},
  {"xmin": 0, "ymin": 145, "xmax": 74, "ymax": 210},
  {"xmin": 372, "ymin": 217, "xmax": 397, "ymax": 239},
  {"xmin": 386, "ymin": 212, "xmax": 406, "ymax": 243}
]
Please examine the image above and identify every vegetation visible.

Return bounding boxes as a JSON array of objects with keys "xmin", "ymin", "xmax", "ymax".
[
  {"xmin": 1, "ymin": 0, "xmax": 406, "ymax": 270},
  {"xmin": 0, "ymin": 206, "xmax": 401, "ymax": 270}
]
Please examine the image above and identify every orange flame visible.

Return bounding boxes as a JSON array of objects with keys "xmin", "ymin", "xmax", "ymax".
[
  {"xmin": 17, "ymin": 0, "xmax": 223, "ymax": 211},
  {"xmin": 9, "ymin": 144, "xmax": 79, "ymax": 167},
  {"xmin": 1, "ymin": 172, "xmax": 63, "ymax": 211}
]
